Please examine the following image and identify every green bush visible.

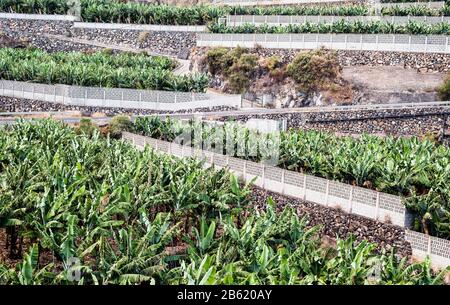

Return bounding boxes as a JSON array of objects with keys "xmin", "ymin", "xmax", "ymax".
[
  {"xmin": 109, "ymin": 115, "xmax": 132, "ymax": 138},
  {"xmin": 287, "ymin": 49, "xmax": 341, "ymax": 92},
  {"xmin": 264, "ymin": 55, "xmax": 282, "ymax": 72},
  {"xmin": 206, "ymin": 47, "xmax": 258, "ymax": 93},
  {"xmin": 437, "ymin": 73, "xmax": 450, "ymax": 101},
  {"xmin": 206, "ymin": 47, "xmax": 229, "ymax": 75},
  {"xmin": 227, "ymin": 53, "xmax": 258, "ymax": 93},
  {"xmin": 228, "ymin": 72, "xmax": 251, "ymax": 94},
  {"xmin": 75, "ymin": 118, "xmax": 99, "ymax": 137}
]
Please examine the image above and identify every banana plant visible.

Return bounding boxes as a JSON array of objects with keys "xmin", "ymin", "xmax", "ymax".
[{"xmin": 0, "ymin": 48, "xmax": 208, "ymax": 92}]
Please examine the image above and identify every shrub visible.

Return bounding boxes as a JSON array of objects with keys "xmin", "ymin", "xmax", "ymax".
[
  {"xmin": 263, "ymin": 55, "xmax": 282, "ymax": 72},
  {"xmin": 206, "ymin": 47, "xmax": 258, "ymax": 93},
  {"xmin": 437, "ymin": 73, "xmax": 450, "ymax": 100},
  {"xmin": 109, "ymin": 115, "xmax": 132, "ymax": 138},
  {"xmin": 138, "ymin": 31, "xmax": 149, "ymax": 44},
  {"xmin": 235, "ymin": 53, "xmax": 258, "ymax": 72},
  {"xmin": 286, "ymin": 48, "xmax": 341, "ymax": 92},
  {"xmin": 75, "ymin": 118, "xmax": 99, "ymax": 137},
  {"xmin": 206, "ymin": 47, "xmax": 229, "ymax": 75},
  {"xmin": 228, "ymin": 72, "xmax": 251, "ymax": 94},
  {"xmin": 227, "ymin": 53, "xmax": 258, "ymax": 93}
]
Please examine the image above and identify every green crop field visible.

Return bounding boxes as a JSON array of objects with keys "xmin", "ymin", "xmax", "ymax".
[
  {"xmin": 0, "ymin": 119, "xmax": 448, "ymax": 284},
  {"xmin": 132, "ymin": 117, "xmax": 450, "ymax": 239},
  {"xmin": 0, "ymin": 48, "xmax": 208, "ymax": 92}
]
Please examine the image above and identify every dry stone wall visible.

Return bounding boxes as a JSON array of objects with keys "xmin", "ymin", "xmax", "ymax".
[{"xmin": 214, "ymin": 107, "xmax": 450, "ymax": 137}]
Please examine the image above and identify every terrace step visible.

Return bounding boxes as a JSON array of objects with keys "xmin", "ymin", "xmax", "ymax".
[{"xmin": 42, "ymin": 34, "xmax": 191, "ymax": 75}]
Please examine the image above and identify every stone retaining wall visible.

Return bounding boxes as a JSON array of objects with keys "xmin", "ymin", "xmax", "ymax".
[
  {"xmin": 0, "ymin": 96, "xmax": 236, "ymax": 115},
  {"xmin": 0, "ymin": 18, "xmax": 100, "ymax": 53},
  {"xmin": 71, "ymin": 28, "xmax": 197, "ymax": 57},
  {"xmin": 3, "ymin": 16, "xmax": 450, "ymax": 70},
  {"xmin": 195, "ymin": 47, "xmax": 450, "ymax": 72},
  {"xmin": 3, "ymin": 96, "xmax": 448, "ymax": 137},
  {"xmin": 250, "ymin": 186, "xmax": 412, "ymax": 257},
  {"xmin": 214, "ymin": 107, "xmax": 450, "ymax": 137}
]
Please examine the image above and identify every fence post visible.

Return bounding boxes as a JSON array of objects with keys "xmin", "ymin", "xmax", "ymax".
[
  {"xmin": 349, "ymin": 186, "xmax": 354, "ymax": 214},
  {"xmin": 156, "ymin": 92, "xmax": 160, "ymax": 110},
  {"xmin": 302, "ymin": 175, "xmax": 307, "ymax": 201},
  {"xmin": 62, "ymin": 85, "xmax": 65, "ymax": 105},
  {"xmin": 446, "ymin": 36, "xmax": 449, "ymax": 53},
  {"xmin": 375, "ymin": 192, "xmax": 380, "ymax": 220}
]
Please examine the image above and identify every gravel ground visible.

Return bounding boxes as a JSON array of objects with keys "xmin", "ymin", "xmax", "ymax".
[
  {"xmin": 250, "ymin": 185, "xmax": 412, "ymax": 258},
  {"xmin": 216, "ymin": 107, "xmax": 450, "ymax": 137},
  {"xmin": 0, "ymin": 97, "xmax": 236, "ymax": 115},
  {"xmin": 71, "ymin": 28, "xmax": 197, "ymax": 56}
]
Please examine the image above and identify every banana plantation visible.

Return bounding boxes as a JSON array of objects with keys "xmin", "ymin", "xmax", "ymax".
[
  {"xmin": 0, "ymin": 120, "xmax": 448, "ymax": 284},
  {"xmin": 210, "ymin": 20, "xmax": 450, "ymax": 35},
  {"xmin": 0, "ymin": 0, "xmax": 449, "ymax": 289},
  {"xmin": 0, "ymin": 48, "xmax": 208, "ymax": 92},
  {"xmin": 131, "ymin": 117, "xmax": 450, "ymax": 239},
  {"xmin": 381, "ymin": 5, "xmax": 450, "ymax": 16},
  {"xmin": 2, "ymin": 0, "xmax": 450, "ymax": 23}
]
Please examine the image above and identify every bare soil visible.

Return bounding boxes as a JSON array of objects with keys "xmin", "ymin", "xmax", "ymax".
[{"xmin": 342, "ymin": 66, "xmax": 446, "ymax": 92}]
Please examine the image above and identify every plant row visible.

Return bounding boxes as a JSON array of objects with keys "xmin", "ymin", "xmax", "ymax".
[
  {"xmin": 131, "ymin": 117, "xmax": 450, "ymax": 239},
  {"xmin": 381, "ymin": 4, "xmax": 450, "ymax": 16},
  {"xmin": 209, "ymin": 20, "xmax": 450, "ymax": 35},
  {"xmin": 0, "ymin": 0, "xmax": 374, "ymax": 21},
  {"xmin": 380, "ymin": 0, "xmax": 446, "ymax": 3},
  {"xmin": 2, "ymin": 0, "xmax": 450, "ymax": 22},
  {"xmin": 0, "ymin": 48, "xmax": 208, "ymax": 92},
  {"xmin": 0, "ymin": 119, "xmax": 448, "ymax": 284}
]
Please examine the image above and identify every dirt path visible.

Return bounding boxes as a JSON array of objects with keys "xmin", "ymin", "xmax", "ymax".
[{"xmin": 342, "ymin": 66, "xmax": 446, "ymax": 92}]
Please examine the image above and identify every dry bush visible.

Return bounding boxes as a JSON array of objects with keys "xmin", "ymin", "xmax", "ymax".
[
  {"xmin": 286, "ymin": 48, "xmax": 341, "ymax": 93},
  {"xmin": 437, "ymin": 72, "xmax": 450, "ymax": 101},
  {"xmin": 137, "ymin": 31, "xmax": 150, "ymax": 44}
]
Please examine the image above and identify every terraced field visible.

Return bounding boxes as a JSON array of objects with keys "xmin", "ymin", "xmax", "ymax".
[{"xmin": 0, "ymin": 0, "xmax": 449, "ymax": 287}]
